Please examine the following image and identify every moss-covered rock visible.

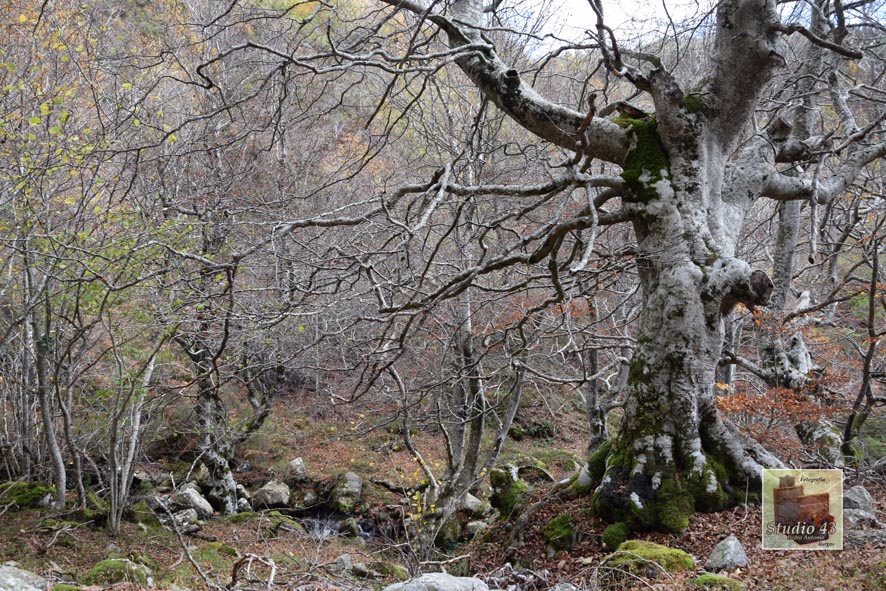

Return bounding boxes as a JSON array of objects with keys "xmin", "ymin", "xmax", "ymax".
[
  {"xmin": 434, "ymin": 517, "xmax": 461, "ymax": 549},
  {"xmin": 601, "ymin": 522, "xmax": 629, "ymax": 550},
  {"xmin": 693, "ymin": 573, "xmax": 747, "ymax": 590},
  {"xmin": 263, "ymin": 510, "xmax": 306, "ymax": 534},
  {"xmin": 123, "ymin": 500, "xmax": 162, "ymax": 528},
  {"xmin": 368, "ymin": 561, "xmax": 409, "ymax": 581},
  {"xmin": 81, "ymin": 559, "xmax": 152, "ymax": 587},
  {"xmin": 0, "ymin": 481, "xmax": 54, "ymax": 509},
  {"xmin": 489, "ymin": 465, "xmax": 528, "ymax": 519},
  {"xmin": 608, "ymin": 540, "xmax": 694, "ymax": 574},
  {"xmin": 542, "ymin": 514, "xmax": 575, "ymax": 552},
  {"xmin": 51, "ymin": 585, "xmax": 81, "ymax": 591}
]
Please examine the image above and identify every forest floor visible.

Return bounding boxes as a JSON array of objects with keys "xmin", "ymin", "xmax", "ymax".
[{"xmin": 1, "ymin": 392, "xmax": 884, "ymax": 591}]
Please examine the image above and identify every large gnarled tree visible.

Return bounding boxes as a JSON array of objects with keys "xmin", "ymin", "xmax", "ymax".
[{"xmin": 373, "ymin": 0, "xmax": 885, "ymax": 531}]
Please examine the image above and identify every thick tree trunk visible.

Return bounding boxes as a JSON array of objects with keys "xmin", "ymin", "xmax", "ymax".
[
  {"xmin": 592, "ymin": 258, "xmax": 770, "ymax": 531},
  {"xmin": 588, "ymin": 114, "xmax": 780, "ymax": 531}
]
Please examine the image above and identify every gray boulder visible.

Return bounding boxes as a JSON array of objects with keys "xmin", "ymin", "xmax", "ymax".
[
  {"xmin": 705, "ymin": 535, "xmax": 749, "ymax": 572},
  {"xmin": 252, "ymin": 479, "xmax": 291, "ymax": 508},
  {"xmin": 844, "ymin": 508, "xmax": 884, "ymax": 530},
  {"xmin": 465, "ymin": 520, "xmax": 489, "ymax": 538},
  {"xmin": 189, "ymin": 462, "xmax": 211, "ymax": 487},
  {"xmin": 458, "ymin": 493, "xmax": 490, "ymax": 518},
  {"xmin": 171, "ymin": 508, "xmax": 200, "ymax": 529},
  {"xmin": 844, "ymin": 485, "xmax": 875, "ymax": 513},
  {"xmin": 328, "ymin": 553, "xmax": 353, "ymax": 574},
  {"xmin": 383, "ymin": 573, "xmax": 489, "ymax": 591},
  {"xmin": 330, "ymin": 472, "xmax": 362, "ymax": 513},
  {"xmin": 285, "ymin": 458, "xmax": 310, "ymax": 486},
  {"xmin": 0, "ymin": 566, "xmax": 47, "ymax": 591},
  {"xmin": 174, "ymin": 486, "xmax": 214, "ymax": 519}
]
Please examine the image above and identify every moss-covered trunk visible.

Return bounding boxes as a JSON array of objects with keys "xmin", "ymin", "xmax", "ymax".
[
  {"xmin": 593, "ymin": 266, "xmax": 735, "ymax": 532},
  {"xmin": 589, "ymin": 116, "xmax": 776, "ymax": 533}
]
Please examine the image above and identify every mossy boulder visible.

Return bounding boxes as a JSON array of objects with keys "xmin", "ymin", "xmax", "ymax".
[
  {"xmin": 601, "ymin": 522, "xmax": 629, "ymax": 550},
  {"xmin": 542, "ymin": 514, "xmax": 575, "ymax": 552},
  {"xmin": 368, "ymin": 561, "xmax": 408, "ymax": 581},
  {"xmin": 605, "ymin": 540, "xmax": 694, "ymax": 576},
  {"xmin": 693, "ymin": 574, "xmax": 747, "ymax": 590},
  {"xmin": 263, "ymin": 510, "xmax": 306, "ymax": 535},
  {"xmin": 0, "ymin": 481, "xmax": 54, "ymax": 509},
  {"xmin": 81, "ymin": 559, "xmax": 152, "ymax": 587},
  {"xmin": 52, "ymin": 585, "xmax": 81, "ymax": 591},
  {"xmin": 123, "ymin": 500, "xmax": 162, "ymax": 528},
  {"xmin": 434, "ymin": 517, "xmax": 461, "ymax": 549},
  {"xmin": 489, "ymin": 465, "xmax": 528, "ymax": 519}
]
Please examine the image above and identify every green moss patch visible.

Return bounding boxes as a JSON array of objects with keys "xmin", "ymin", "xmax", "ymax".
[
  {"xmin": 618, "ymin": 118, "xmax": 670, "ymax": 202},
  {"xmin": 586, "ymin": 441, "xmax": 612, "ymax": 484},
  {"xmin": 542, "ymin": 514, "xmax": 575, "ymax": 551},
  {"xmin": 489, "ymin": 467, "xmax": 528, "ymax": 519},
  {"xmin": 81, "ymin": 559, "xmax": 150, "ymax": 586},
  {"xmin": 601, "ymin": 522, "xmax": 629, "ymax": 550},
  {"xmin": 0, "ymin": 481, "xmax": 54, "ymax": 509},
  {"xmin": 123, "ymin": 500, "xmax": 161, "ymax": 528},
  {"xmin": 608, "ymin": 540, "xmax": 694, "ymax": 574}
]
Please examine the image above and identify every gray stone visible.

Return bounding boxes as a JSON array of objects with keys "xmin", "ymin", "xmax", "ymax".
[
  {"xmin": 550, "ymin": 585, "xmax": 579, "ymax": 591},
  {"xmin": 844, "ymin": 485, "xmax": 875, "ymax": 513},
  {"xmin": 339, "ymin": 516, "xmax": 362, "ymax": 537},
  {"xmin": 465, "ymin": 520, "xmax": 489, "ymax": 538},
  {"xmin": 845, "ymin": 528, "xmax": 886, "ymax": 548},
  {"xmin": 328, "ymin": 553, "xmax": 352, "ymax": 574},
  {"xmin": 171, "ymin": 508, "xmax": 200, "ymax": 529},
  {"xmin": 705, "ymin": 535, "xmax": 749, "ymax": 572},
  {"xmin": 252, "ymin": 479, "xmax": 291, "ymax": 508},
  {"xmin": 236, "ymin": 497, "xmax": 251, "ymax": 512},
  {"xmin": 174, "ymin": 486, "xmax": 214, "ymax": 519},
  {"xmin": 190, "ymin": 462, "xmax": 211, "ymax": 487},
  {"xmin": 0, "ymin": 565, "xmax": 47, "ymax": 591},
  {"xmin": 844, "ymin": 508, "xmax": 884, "ymax": 530},
  {"xmin": 236, "ymin": 483, "xmax": 251, "ymax": 500},
  {"xmin": 383, "ymin": 573, "xmax": 489, "ymax": 591},
  {"xmin": 286, "ymin": 458, "xmax": 310, "ymax": 485},
  {"xmin": 329, "ymin": 471, "xmax": 362, "ymax": 513},
  {"xmin": 303, "ymin": 491, "xmax": 318, "ymax": 506},
  {"xmin": 458, "ymin": 493, "xmax": 490, "ymax": 518},
  {"xmin": 352, "ymin": 562, "xmax": 381, "ymax": 579}
]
